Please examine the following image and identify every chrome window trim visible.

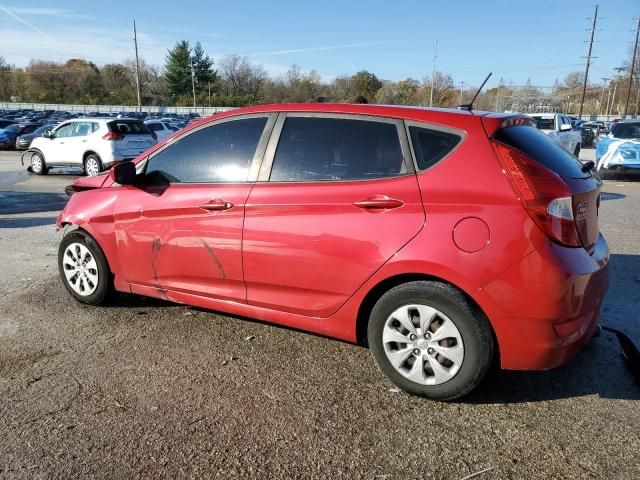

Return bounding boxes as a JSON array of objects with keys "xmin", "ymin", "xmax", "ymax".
[
  {"xmin": 403, "ymin": 120, "xmax": 466, "ymax": 173},
  {"xmin": 140, "ymin": 113, "xmax": 276, "ymax": 185},
  {"xmin": 257, "ymin": 112, "xmax": 415, "ymax": 183}
]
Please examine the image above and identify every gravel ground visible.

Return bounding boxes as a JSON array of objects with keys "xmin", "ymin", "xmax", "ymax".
[{"xmin": 0, "ymin": 148, "xmax": 639, "ymax": 479}]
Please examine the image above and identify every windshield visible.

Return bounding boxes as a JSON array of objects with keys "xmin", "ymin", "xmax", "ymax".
[
  {"xmin": 611, "ymin": 123, "xmax": 640, "ymax": 139},
  {"xmin": 33, "ymin": 125, "xmax": 53, "ymax": 135},
  {"xmin": 4, "ymin": 124, "xmax": 20, "ymax": 133}
]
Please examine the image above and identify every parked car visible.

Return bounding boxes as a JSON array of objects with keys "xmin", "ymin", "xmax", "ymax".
[
  {"xmin": 529, "ymin": 113, "xmax": 582, "ymax": 157},
  {"xmin": 28, "ymin": 118, "xmax": 157, "ymax": 176},
  {"xmin": 595, "ymin": 120, "xmax": 640, "ymax": 174},
  {"xmin": 0, "ymin": 119, "xmax": 17, "ymax": 129},
  {"xmin": 580, "ymin": 125, "xmax": 595, "ymax": 147},
  {"xmin": 0, "ymin": 122, "xmax": 43, "ymax": 149},
  {"xmin": 144, "ymin": 120, "xmax": 178, "ymax": 141},
  {"xmin": 56, "ymin": 104, "xmax": 608, "ymax": 401},
  {"xmin": 16, "ymin": 124, "xmax": 58, "ymax": 150},
  {"xmin": 582, "ymin": 121, "xmax": 605, "ymax": 137}
]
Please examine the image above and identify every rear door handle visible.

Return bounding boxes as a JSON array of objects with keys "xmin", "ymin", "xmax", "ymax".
[
  {"xmin": 353, "ymin": 195, "xmax": 404, "ymax": 210},
  {"xmin": 199, "ymin": 199, "xmax": 234, "ymax": 211}
]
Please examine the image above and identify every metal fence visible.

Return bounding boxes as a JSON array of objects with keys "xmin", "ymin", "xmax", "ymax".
[{"xmin": 0, "ymin": 102, "xmax": 237, "ymax": 116}]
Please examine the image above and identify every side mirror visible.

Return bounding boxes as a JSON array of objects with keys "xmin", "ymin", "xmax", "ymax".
[
  {"xmin": 113, "ymin": 161, "xmax": 137, "ymax": 185},
  {"xmin": 43, "ymin": 130, "xmax": 53, "ymax": 138},
  {"xmin": 559, "ymin": 124, "xmax": 573, "ymax": 132}
]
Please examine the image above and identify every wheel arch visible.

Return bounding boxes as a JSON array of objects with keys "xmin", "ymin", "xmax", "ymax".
[
  {"xmin": 83, "ymin": 150, "xmax": 101, "ymax": 163},
  {"xmin": 355, "ymin": 272, "xmax": 499, "ymax": 363}
]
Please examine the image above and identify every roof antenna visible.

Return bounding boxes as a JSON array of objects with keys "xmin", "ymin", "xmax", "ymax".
[{"xmin": 457, "ymin": 72, "xmax": 492, "ymax": 111}]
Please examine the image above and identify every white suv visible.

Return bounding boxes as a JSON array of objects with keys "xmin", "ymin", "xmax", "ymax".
[
  {"xmin": 144, "ymin": 120, "xmax": 179, "ymax": 141},
  {"xmin": 29, "ymin": 118, "xmax": 157, "ymax": 176}
]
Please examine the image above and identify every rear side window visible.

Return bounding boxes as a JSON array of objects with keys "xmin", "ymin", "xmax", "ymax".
[
  {"xmin": 147, "ymin": 123, "xmax": 164, "ymax": 132},
  {"xmin": 270, "ymin": 117, "xmax": 406, "ymax": 182},
  {"xmin": 145, "ymin": 117, "xmax": 267, "ymax": 184},
  {"xmin": 494, "ymin": 126, "xmax": 588, "ymax": 179},
  {"xmin": 108, "ymin": 120, "xmax": 152, "ymax": 136},
  {"xmin": 408, "ymin": 126, "xmax": 461, "ymax": 170}
]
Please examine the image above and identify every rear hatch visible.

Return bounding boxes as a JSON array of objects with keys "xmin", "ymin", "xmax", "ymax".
[
  {"xmin": 489, "ymin": 120, "xmax": 600, "ymax": 253},
  {"xmin": 106, "ymin": 120, "xmax": 156, "ymax": 157}
]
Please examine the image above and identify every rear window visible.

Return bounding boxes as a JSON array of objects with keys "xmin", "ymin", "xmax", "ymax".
[
  {"xmin": 611, "ymin": 122, "xmax": 640, "ymax": 139},
  {"xmin": 147, "ymin": 123, "xmax": 164, "ymax": 132},
  {"xmin": 108, "ymin": 120, "xmax": 152, "ymax": 136},
  {"xmin": 493, "ymin": 125, "xmax": 589, "ymax": 179},
  {"xmin": 531, "ymin": 117, "xmax": 555, "ymax": 130},
  {"xmin": 408, "ymin": 126, "xmax": 461, "ymax": 170}
]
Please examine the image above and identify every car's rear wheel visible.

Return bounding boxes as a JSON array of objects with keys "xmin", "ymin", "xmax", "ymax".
[
  {"xmin": 368, "ymin": 281, "xmax": 494, "ymax": 401},
  {"xmin": 30, "ymin": 151, "xmax": 48, "ymax": 175},
  {"xmin": 84, "ymin": 154, "xmax": 102, "ymax": 177},
  {"xmin": 58, "ymin": 231, "xmax": 112, "ymax": 305}
]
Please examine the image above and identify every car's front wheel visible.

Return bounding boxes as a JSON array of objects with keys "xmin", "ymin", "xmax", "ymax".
[
  {"xmin": 368, "ymin": 281, "xmax": 494, "ymax": 401},
  {"xmin": 58, "ymin": 230, "xmax": 112, "ymax": 305}
]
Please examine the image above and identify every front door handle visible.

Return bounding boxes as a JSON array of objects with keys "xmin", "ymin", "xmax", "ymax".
[
  {"xmin": 199, "ymin": 199, "xmax": 234, "ymax": 211},
  {"xmin": 353, "ymin": 195, "xmax": 404, "ymax": 210}
]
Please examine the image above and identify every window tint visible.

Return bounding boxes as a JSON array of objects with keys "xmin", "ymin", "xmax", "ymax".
[
  {"xmin": 270, "ymin": 117, "xmax": 405, "ymax": 182},
  {"xmin": 494, "ymin": 125, "xmax": 589, "ymax": 179},
  {"xmin": 409, "ymin": 126, "xmax": 461, "ymax": 170},
  {"xmin": 91, "ymin": 122, "xmax": 100, "ymax": 133},
  {"xmin": 611, "ymin": 122, "xmax": 640, "ymax": 139},
  {"xmin": 54, "ymin": 124, "xmax": 73, "ymax": 138},
  {"xmin": 108, "ymin": 120, "xmax": 152, "ymax": 136},
  {"xmin": 71, "ymin": 122, "xmax": 92, "ymax": 137},
  {"xmin": 145, "ymin": 117, "xmax": 267, "ymax": 184},
  {"xmin": 531, "ymin": 117, "xmax": 555, "ymax": 130}
]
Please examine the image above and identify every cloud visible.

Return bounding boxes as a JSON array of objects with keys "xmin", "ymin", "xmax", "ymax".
[
  {"xmin": 1, "ymin": 6, "xmax": 94, "ymax": 20},
  {"xmin": 0, "ymin": 3, "xmax": 49, "ymax": 38},
  {"xmin": 247, "ymin": 41, "xmax": 388, "ymax": 57}
]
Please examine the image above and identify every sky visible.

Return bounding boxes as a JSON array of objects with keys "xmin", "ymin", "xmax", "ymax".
[{"xmin": 0, "ymin": 0, "xmax": 637, "ymax": 89}]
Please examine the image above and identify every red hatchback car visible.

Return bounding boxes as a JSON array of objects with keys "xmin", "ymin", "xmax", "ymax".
[{"xmin": 56, "ymin": 104, "xmax": 609, "ymax": 400}]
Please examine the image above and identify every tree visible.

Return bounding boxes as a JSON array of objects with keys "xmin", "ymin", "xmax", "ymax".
[
  {"xmin": 421, "ymin": 72, "xmax": 455, "ymax": 107},
  {"xmin": 351, "ymin": 70, "xmax": 382, "ymax": 101},
  {"xmin": 164, "ymin": 40, "xmax": 192, "ymax": 100},
  {"xmin": 191, "ymin": 42, "xmax": 216, "ymax": 94},
  {"xmin": 219, "ymin": 54, "xmax": 266, "ymax": 102}
]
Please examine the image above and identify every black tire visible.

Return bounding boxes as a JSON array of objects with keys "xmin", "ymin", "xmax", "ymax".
[
  {"xmin": 58, "ymin": 230, "xmax": 113, "ymax": 305},
  {"xmin": 84, "ymin": 154, "xmax": 103, "ymax": 177},
  {"xmin": 30, "ymin": 151, "xmax": 48, "ymax": 175},
  {"xmin": 368, "ymin": 281, "xmax": 494, "ymax": 401}
]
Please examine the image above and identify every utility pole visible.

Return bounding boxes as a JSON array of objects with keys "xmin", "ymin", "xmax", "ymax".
[
  {"xmin": 578, "ymin": 5, "xmax": 598, "ymax": 119},
  {"xmin": 133, "ymin": 20, "xmax": 142, "ymax": 112},
  {"xmin": 599, "ymin": 77, "xmax": 610, "ymax": 116},
  {"xmin": 608, "ymin": 81, "xmax": 618, "ymax": 116},
  {"xmin": 623, "ymin": 16, "xmax": 640, "ymax": 118},
  {"xmin": 458, "ymin": 81, "xmax": 465, "ymax": 105},
  {"xmin": 429, "ymin": 40, "xmax": 438, "ymax": 107},
  {"xmin": 190, "ymin": 57, "xmax": 197, "ymax": 109}
]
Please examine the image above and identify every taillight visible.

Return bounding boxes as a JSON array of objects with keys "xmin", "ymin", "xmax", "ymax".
[
  {"xmin": 102, "ymin": 131, "xmax": 124, "ymax": 141},
  {"xmin": 492, "ymin": 141, "xmax": 581, "ymax": 247}
]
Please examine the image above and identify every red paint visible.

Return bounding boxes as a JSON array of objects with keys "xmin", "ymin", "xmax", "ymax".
[{"xmin": 56, "ymin": 103, "xmax": 609, "ymax": 371}]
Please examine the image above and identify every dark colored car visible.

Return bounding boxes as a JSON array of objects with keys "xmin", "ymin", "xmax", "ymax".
[
  {"xmin": 0, "ymin": 122, "xmax": 43, "ymax": 149},
  {"xmin": 15, "ymin": 124, "xmax": 57, "ymax": 150},
  {"xmin": 0, "ymin": 119, "xmax": 17, "ymax": 129},
  {"xmin": 581, "ymin": 126, "xmax": 595, "ymax": 147},
  {"xmin": 56, "ymin": 103, "xmax": 609, "ymax": 401}
]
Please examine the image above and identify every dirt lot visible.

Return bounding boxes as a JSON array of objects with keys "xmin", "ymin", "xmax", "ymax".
[{"xmin": 1, "ymin": 149, "xmax": 639, "ymax": 479}]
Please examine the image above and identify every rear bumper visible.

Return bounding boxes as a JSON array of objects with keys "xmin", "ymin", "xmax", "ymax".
[{"xmin": 474, "ymin": 234, "xmax": 609, "ymax": 370}]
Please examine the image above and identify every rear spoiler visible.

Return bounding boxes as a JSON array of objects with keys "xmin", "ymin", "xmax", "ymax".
[{"xmin": 481, "ymin": 114, "xmax": 536, "ymax": 138}]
